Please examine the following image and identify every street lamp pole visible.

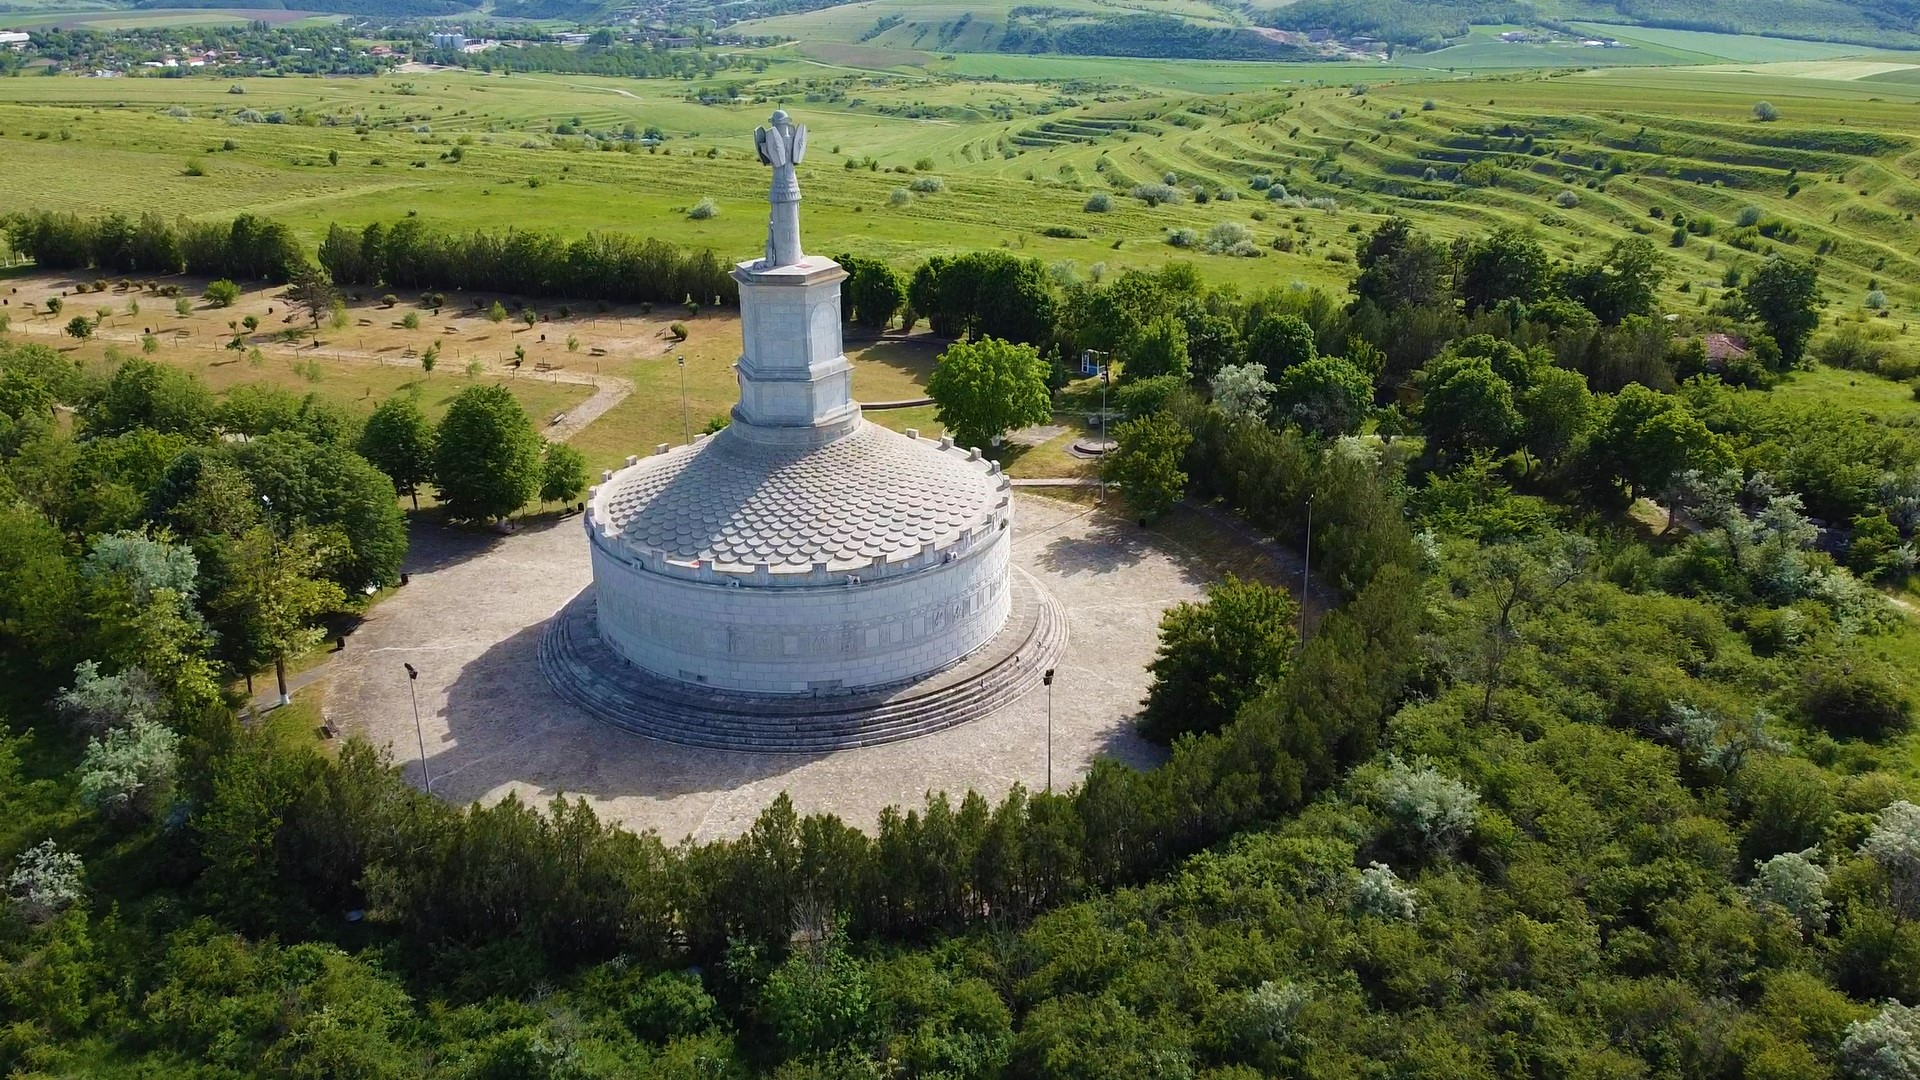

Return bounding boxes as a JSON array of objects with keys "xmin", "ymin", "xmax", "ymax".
[
  {"xmin": 1043, "ymin": 667, "xmax": 1055, "ymax": 794},
  {"xmin": 677, "ymin": 352, "xmax": 690, "ymax": 445},
  {"xmin": 403, "ymin": 662, "xmax": 432, "ymax": 796},
  {"xmin": 261, "ymin": 494, "xmax": 291, "ymax": 708},
  {"xmin": 1301, "ymin": 495, "xmax": 1313, "ymax": 641}
]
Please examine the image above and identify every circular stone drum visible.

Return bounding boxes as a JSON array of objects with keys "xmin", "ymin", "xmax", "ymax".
[{"xmin": 584, "ymin": 421, "xmax": 1014, "ymax": 695}]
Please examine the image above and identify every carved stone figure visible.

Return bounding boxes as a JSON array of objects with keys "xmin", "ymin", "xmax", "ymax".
[{"xmin": 753, "ymin": 109, "xmax": 808, "ymax": 269}]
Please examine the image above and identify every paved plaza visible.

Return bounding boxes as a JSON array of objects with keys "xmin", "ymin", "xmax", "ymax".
[{"xmin": 324, "ymin": 494, "xmax": 1283, "ymax": 841}]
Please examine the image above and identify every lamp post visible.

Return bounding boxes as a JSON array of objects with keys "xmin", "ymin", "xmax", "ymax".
[
  {"xmin": 676, "ymin": 350, "xmax": 690, "ymax": 444},
  {"xmin": 261, "ymin": 494, "xmax": 292, "ymax": 708},
  {"xmin": 403, "ymin": 662, "xmax": 432, "ymax": 796},
  {"xmin": 1301, "ymin": 494, "xmax": 1313, "ymax": 641},
  {"xmin": 1043, "ymin": 667, "xmax": 1055, "ymax": 794}
]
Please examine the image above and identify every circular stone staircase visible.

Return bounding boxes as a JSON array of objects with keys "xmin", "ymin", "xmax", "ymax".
[{"xmin": 539, "ymin": 567, "xmax": 1068, "ymax": 753}]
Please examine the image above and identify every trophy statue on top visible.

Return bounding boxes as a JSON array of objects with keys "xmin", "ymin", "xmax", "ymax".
[{"xmin": 753, "ymin": 109, "xmax": 808, "ymax": 269}]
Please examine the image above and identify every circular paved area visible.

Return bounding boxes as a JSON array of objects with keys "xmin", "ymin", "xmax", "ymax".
[{"xmin": 324, "ymin": 495, "xmax": 1278, "ymax": 842}]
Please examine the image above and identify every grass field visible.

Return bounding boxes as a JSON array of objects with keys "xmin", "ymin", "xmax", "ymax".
[
  {"xmin": 0, "ymin": 7, "xmax": 332, "ymax": 28},
  {"xmin": 10, "ymin": 53, "xmax": 1920, "ymax": 392}
]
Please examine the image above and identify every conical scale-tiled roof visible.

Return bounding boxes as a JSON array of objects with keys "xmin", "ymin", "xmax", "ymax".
[{"xmin": 597, "ymin": 422, "xmax": 1004, "ymax": 578}]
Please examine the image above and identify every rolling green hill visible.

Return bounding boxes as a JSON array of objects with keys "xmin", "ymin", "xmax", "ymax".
[{"xmin": 739, "ymin": 0, "xmax": 1920, "ymax": 62}]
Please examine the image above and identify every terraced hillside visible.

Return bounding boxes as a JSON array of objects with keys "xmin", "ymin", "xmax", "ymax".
[
  {"xmin": 918, "ymin": 69, "xmax": 1920, "ymax": 319},
  {"xmin": 7, "ymin": 62, "xmax": 1920, "ymax": 329}
]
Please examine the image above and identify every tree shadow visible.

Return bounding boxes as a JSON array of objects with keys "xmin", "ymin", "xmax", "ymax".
[
  {"xmin": 848, "ymin": 334, "xmax": 941, "ymax": 392},
  {"xmin": 1034, "ymin": 515, "xmax": 1158, "ymax": 576},
  {"xmin": 426, "ymin": 614, "xmax": 823, "ymax": 811},
  {"xmin": 400, "ymin": 512, "xmax": 573, "ymax": 577}
]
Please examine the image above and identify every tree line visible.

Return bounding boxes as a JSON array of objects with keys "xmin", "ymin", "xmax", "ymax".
[{"xmin": 2, "ymin": 209, "xmax": 741, "ymax": 309}]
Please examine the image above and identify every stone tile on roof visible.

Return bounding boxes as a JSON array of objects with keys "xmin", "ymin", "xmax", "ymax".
[{"xmin": 600, "ymin": 421, "xmax": 999, "ymax": 571}]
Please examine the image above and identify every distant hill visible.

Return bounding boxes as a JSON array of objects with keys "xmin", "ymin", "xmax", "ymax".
[
  {"xmin": 1244, "ymin": 0, "xmax": 1920, "ymax": 52},
  {"xmin": 740, "ymin": 0, "xmax": 1920, "ymax": 58},
  {"xmin": 132, "ymin": 0, "xmax": 477, "ymax": 16}
]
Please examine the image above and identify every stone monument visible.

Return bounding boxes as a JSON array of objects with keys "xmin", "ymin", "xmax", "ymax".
[{"xmin": 540, "ymin": 111, "xmax": 1065, "ymax": 752}]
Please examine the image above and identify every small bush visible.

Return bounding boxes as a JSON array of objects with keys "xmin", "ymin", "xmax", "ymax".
[
  {"xmin": 907, "ymin": 175, "xmax": 944, "ymax": 193},
  {"xmin": 1422, "ymin": 99, "xmax": 1436, "ymax": 110},
  {"xmin": 1867, "ymin": 289, "xmax": 1889, "ymax": 310},
  {"xmin": 888, "ymin": 187, "xmax": 911, "ymax": 206},
  {"xmin": 669, "ymin": 322, "xmax": 689, "ymax": 342},
  {"xmin": 1250, "ymin": 174, "xmax": 1272, "ymax": 190},
  {"xmin": 1554, "ymin": 189, "xmax": 1580, "ymax": 208},
  {"xmin": 1166, "ymin": 228, "xmax": 1200, "ymax": 249},
  {"xmin": 1754, "ymin": 100, "xmax": 1779, "ymax": 122},
  {"xmin": 1039, "ymin": 225, "xmax": 1087, "ymax": 239},
  {"xmin": 1083, "ymin": 192, "xmax": 1112, "ymax": 212},
  {"xmin": 687, "ymin": 196, "xmax": 719, "ymax": 220},
  {"xmin": 1201, "ymin": 221, "xmax": 1257, "ymax": 255},
  {"xmin": 1131, "ymin": 183, "xmax": 1182, "ymax": 207},
  {"xmin": 203, "ymin": 279, "xmax": 240, "ymax": 307},
  {"xmin": 1803, "ymin": 663, "xmax": 1913, "ymax": 740}
]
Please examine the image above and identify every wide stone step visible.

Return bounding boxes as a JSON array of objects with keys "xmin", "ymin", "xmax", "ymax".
[{"xmin": 539, "ymin": 569, "xmax": 1068, "ymax": 753}]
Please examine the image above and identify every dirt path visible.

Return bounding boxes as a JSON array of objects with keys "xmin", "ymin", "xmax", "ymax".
[{"xmin": 7, "ymin": 318, "xmax": 632, "ymax": 444}]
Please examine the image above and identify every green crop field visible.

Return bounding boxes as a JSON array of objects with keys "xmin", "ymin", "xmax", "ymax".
[
  {"xmin": 8, "ymin": 52, "xmax": 1920, "ymax": 463},
  {"xmin": 8, "ymin": 60, "xmax": 1920, "ymax": 309}
]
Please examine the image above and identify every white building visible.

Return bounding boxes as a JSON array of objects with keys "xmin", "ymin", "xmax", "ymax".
[
  {"xmin": 429, "ymin": 32, "xmax": 466, "ymax": 50},
  {"xmin": 545, "ymin": 111, "xmax": 1060, "ymax": 749},
  {"xmin": 0, "ymin": 31, "xmax": 30, "ymax": 50}
]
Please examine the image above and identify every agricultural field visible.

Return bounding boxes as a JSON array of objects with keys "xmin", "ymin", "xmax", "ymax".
[
  {"xmin": 11, "ymin": 54, "xmax": 1920, "ymax": 374},
  {"xmin": 0, "ymin": 7, "xmax": 332, "ymax": 29}
]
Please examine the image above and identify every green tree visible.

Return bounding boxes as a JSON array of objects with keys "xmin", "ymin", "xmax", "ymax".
[
  {"xmin": 1741, "ymin": 257, "xmax": 1823, "ymax": 368},
  {"xmin": 64, "ymin": 316, "xmax": 93, "ymax": 341},
  {"xmin": 1272, "ymin": 355, "xmax": 1372, "ymax": 437},
  {"xmin": 285, "ymin": 263, "xmax": 337, "ymax": 329},
  {"xmin": 213, "ymin": 524, "xmax": 346, "ymax": 707},
  {"xmin": 1140, "ymin": 575, "xmax": 1298, "ymax": 743},
  {"xmin": 926, "ymin": 337, "xmax": 1053, "ymax": 451},
  {"xmin": 837, "ymin": 253, "xmax": 908, "ymax": 330},
  {"xmin": 1351, "ymin": 216, "xmax": 1452, "ymax": 311},
  {"xmin": 1587, "ymin": 384, "xmax": 1733, "ymax": 498},
  {"xmin": 540, "ymin": 442, "xmax": 588, "ymax": 505},
  {"xmin": 1517, "ymin": 365, "xmax": 1593, "ymax": 472},
  {"xmin": 358, "ymin": 394, "xmax": 436, "ymax": 510},
  {"xmin": 1103, "ymin": 411, "xmax": 1191, "ymax": 521},
  {"xmin": 1558, "ymin": 237, "xmax": 1666, "ymax": 325},
  {"xmin": 761, "ymin": 936, "xmax": 880, "ymax": 1061},
  {"xmin": 1120, "ymin": 315, "xmax": 1190, "ymax": 384},
  {"xmin": 82, "ymin": 358, "xmax": 215, "ymax": 438},
  {"xmin": 1458, "ymin": 225, "xmax": 1551, "ymax": 315},
  {"xmin": 203, "ymin": 279, "xmax": 241, "ymax": 308},
  {"xmin": 433, "ymin": 384, "xmax": 543, "ymax": 522},
  {"xmin": 234, "ymin": 431, "xmax": 409, "ymax": 590},
  {"xmin": 1416, "ymin": 353, "xmax": 1520, "ymax": 460},
  {"xmin": 1245, "ymin": 313, "xmax": 1317, "ymax": 375}
]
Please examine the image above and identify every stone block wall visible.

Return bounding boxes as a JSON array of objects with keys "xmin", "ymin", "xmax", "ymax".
[{"xmin": 591, "ymin": 524, "xmax": 1013, "ymax": 694}]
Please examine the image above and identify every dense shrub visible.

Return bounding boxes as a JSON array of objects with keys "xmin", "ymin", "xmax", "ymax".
[{"xmin": 1802, "ymin": 662, "xmax": 1913, "ymax": 740}]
